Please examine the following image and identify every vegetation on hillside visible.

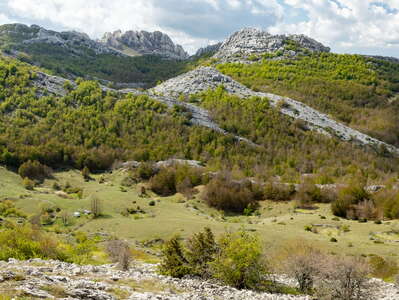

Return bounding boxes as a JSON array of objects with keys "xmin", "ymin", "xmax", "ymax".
[
  {"xmin": 218, "ymin": 53, "xmax": 399, "ymax": 146},
  {"xmin": 0, "ymin": 24, "xmax": 189, "ymax": 87},
  {"xmin": 1, "ymin": 56, "xmax": 398, "ymax": 183}
]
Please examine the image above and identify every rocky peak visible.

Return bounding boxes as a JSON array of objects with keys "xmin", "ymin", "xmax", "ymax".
[
  {"xmin": 194, "ymin": 42, "xmax": 222, "ymax": 57},
  {"xmin": 1, "ymin": 24, "xmax": 116, "ymax": 55},
  {"xmin": 100, "ymin": 29, "xmax": 189, "ymax": 60},
  {"xmin": 214, "ymin": 28, "xmax": 330, "ymax": 61}
]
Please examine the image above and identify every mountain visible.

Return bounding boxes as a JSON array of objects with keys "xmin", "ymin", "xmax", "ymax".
[
  {"xmin": 100, "ymin": 29, "xmax": 189, "ymax": 60},
  {"xmin": 194, "ymin": 42, "xmax": 222, "ymax": 57},
  {"xmin": 0, "ymin": 24, "xmax": 189, "ymax": 87},
  {"xmin": 214, "ymin": 28, "xmax": 330, "ymax": 61}
]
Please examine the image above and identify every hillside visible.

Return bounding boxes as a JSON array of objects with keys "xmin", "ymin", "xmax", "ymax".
[
  {"xmin": 211, "ymin": 29, "xmax": 399, "ymax": 147},
  {"xmin": 0, "ymin": 24, "xmax": 189, "ymax": 87},
  {"xmin": 2, "ymin": 25, "xmax": 399, "ymax": 299}
]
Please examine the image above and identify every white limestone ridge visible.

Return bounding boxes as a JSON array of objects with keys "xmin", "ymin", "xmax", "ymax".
[
  {"xmin": 100, "ymin": 30, "xmax": 189, "ymax": 60},
  {"xmin": 213, "ymin": 28, "xmax": 330, "ymax": 61},
  {"xmin": 152, "ymin": 67, "xmax": 399, "ymax": 155}
]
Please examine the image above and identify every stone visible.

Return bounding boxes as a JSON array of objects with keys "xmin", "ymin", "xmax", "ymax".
[
  {"xmin": 194, "ymin": 43, "xmax": 222, "ymax": 57},
  {"xmin": 152, "ymin": 66, "xmax": 399, "ymax": 155},
  {"xmin": 214, "ymin": 27, "xmax": 330, "ymax": 62},
  {"xmin": 100, "ymin": 30, "xmax": 188, "ymax": 60}
]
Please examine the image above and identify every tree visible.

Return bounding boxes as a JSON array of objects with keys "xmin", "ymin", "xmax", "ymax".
[
  {"xmin": 185, "ymin": 227, "xmax": 218, "ymax": 278},
  {"xmin": 159, "ymin": 235, "xmax": 190, "ymax": 278},
  {"xmin": 209, "ymin": 231, "xmax": 268, "ymax": 290},
  {"xmin": 106, "ymin": 239, "xmax": 132, "ymax": 271},
  {"xmin": 81, "ymin": 166, "xmax": 91, "ymax": 181},
  {"xmin": 90, "ymin": 196, "xmax": 102, "ymax": 218},
  {"xmin": 280, "ymin": 242, "xmax": 323, "ymax": 293}
]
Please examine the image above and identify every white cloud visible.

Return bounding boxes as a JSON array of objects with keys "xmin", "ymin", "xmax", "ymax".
[
  {"xmin": 3, "ymin": 0, "xmax": 283, "ymax": 54},
  {"xmin": 0, "ymin": 0, "xmax": 398, "ymax": 56},
  {"xmin": 269, "ymin": 0, "xmax": 399, "ymax": 56},
  {"xmin": 0, "ymin": 13, "xmax": 14, "ymax": 24}
]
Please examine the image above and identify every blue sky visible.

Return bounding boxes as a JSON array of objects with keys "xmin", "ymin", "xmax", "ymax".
[{"xmin": 0, "ymin": 0, "xmax": 398, "ymax": 57}]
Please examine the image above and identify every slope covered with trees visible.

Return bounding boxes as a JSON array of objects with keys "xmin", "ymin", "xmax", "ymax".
[
  {"xmin": 217, "ymin": 53, "xmax": 399, "ymax": 146},
  {"xmin": 1, "ymin": 55, "xmax": 398, "ymax": 182},
  {"xmin": 0, "ymin": 24, "xmax": 189, "ymax": 87}
]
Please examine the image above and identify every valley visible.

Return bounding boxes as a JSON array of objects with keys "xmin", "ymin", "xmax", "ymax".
[{"xmin": 0, "ymin": 22, "xmax": 399, "ymax": 299}]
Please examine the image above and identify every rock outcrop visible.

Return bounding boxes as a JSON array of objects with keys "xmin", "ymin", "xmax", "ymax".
[
  {"xmin": 1, "ymin": 258, "xmax": 397, "ymax": 300},
  {"xmin": 32, "ymin": 71, "xmax": 255, "ymax": 146},
  {"xmin": 152, "ymin": 66, "xmax": 399, "ymax": 155},
  {"xmin": 100, "ymin": 30, "xmax": 188, "ymax": 60},
  {"xmin": 214, "ymin": 28, "xmax": 330, "ymax": 61},
  {"xmin": 1, "ymin": 24, "xmax": 116, "ymax": 55},
  {"xmin": 194, "ymin": 43, "xmax": 222, "ymax": 57}
]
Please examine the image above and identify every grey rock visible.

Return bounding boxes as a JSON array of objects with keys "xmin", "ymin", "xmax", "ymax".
[
  {"xmin": 100, "ymin": 30, "xmax": 188, "ymax": 60},
  {"xmin": 194, "ymin": 43, "xmax": 222, "ymax": 57},
  {"xmin": 152, "ymin": 66, "xmax": 399, "ymax": 155},
  {"xmin": 214, "ymin": 28, "xmax": 330, "ymax": 62},
  {"xmin": 21, "ymin": 287, "xmax": 53, "ymax": 298},
  {"xmin": 20, "ymin": 25, "xmax": 117, "ymax": 56},
  {"xmin": 33, "ymin": 71, "xmax": 75, "ymax": 97}
]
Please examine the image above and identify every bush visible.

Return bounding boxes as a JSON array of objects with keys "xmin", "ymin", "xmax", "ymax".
[
  {"xmin": 18, "ymin": 160, "xmax": 52, "ymax": 182},
  {"xmin": 81, "ymin": 166, "xmax": 91, "ymax": 181},
  {"xmin": 202, "ymin": 173, "xmax": 259, "ymax": 213},
  {"xmin": 373, "ymin": 189, "xmax": 399, "ymax": 219},
  {"xmin": 159, "ymin": 235, "xmax": 190, "ymax": 278},
  {"xmin": 149, "ymin": 167, "xmax": 176, "ymax": 196},
  {"xmin": 0, "ymin": 225, "xmax": 68, "ymax": 261},
  {"xmin": 369, "ymin": 255, "xmax": 398, "ymax": 280},
  {"xmin": 136, "ymin": 162, "xmax": 156, "ymax": 180},
  {"xmin": 294, "ymin": 181, "xmax": 322, "ymax": 209},
  {"xmin": 280, "ymin": 243, "xmax": 323, "ymax": 293},
  {"xmin": 106, "ymin": 239, "xmax": 132, "ymax": 271},
  {"xmin": 90, "ymin": 196, "xmax": 102, "ymax": 218},
  {"xmin": 318, "ymin": 256, "xmax": 370, "ymax": 300},
  {"xmin": 22, "ymin": 177, "xmax": 35, "ymax": 190},
  {"xmin": 185, "ymin": 227, "xmax": 218, "ymax": 278},
  {"xmin": 149, "ymin": 165, "xmax": 204, "ymax": 197},
  {"xmin": 263, "ymin": 181, "xmax": 295, "ymax": 201},
  {"xmin": 331, "ymin": 184, "xmax": 370, "ymax": 218},
  {"xmin": 210, "ymin": 231, "xmax": 268, "ymax": 290}
]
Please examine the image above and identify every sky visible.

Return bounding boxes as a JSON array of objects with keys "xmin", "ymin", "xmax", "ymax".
[{"xmin": 0, "ymin": 0, "xmax": 398, "ymax": 57}]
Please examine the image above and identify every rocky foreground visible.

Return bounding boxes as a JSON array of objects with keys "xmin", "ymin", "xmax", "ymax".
[{"xmin": 0, "ymin": 259, "xmax": 398, "ymax": 299}]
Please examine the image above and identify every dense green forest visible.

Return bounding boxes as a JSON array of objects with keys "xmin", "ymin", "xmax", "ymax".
[
  {"xmin": 218, "ymin": 53, "xmax": 399, "ymax": 146},
  {"xmin": 0, "ymin": 24, "xmax": 188, "ymax": 87},
  {"xmin": 0, "ymin": 55, "xmax": 397, "ymax": 182}
]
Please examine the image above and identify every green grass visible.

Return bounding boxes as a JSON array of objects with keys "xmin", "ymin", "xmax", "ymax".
[{"xmin": 1, "ymin": 166, "xmax": 399, "ymax": 263}]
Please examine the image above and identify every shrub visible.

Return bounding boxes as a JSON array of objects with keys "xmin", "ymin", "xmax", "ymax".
[
  {"xmin": 202, "ymin": 174, "xmax": 259, "ymax": 213},
  {"xmin": 149, "ymin": 167, "xmax": 177, "ymax": 196},
  {"xmin": 210, "ymin": 231, "xmax": 268, "ymax": 290},
  {"xmin": 369, "ymin": 255, "xmax": 398, "ymax": 280},
  {"xmin": 18, "ymin": 160, "xmax": 52, "ymax": 182},
  {"xmin": 149, "ymin": 165, "xmax": 204, "ymax": 197},
  {"xmin": 185, "ymin": 227, "xmax": 218, "ymax": 278},
  {"xmin": 81, "ymin": 166, "xmax": 91, "ymax": 181},
  {"xmin": 373, "ymin": 189, "xmax": 399, "ymax": 219},
  {"xmin": 159, "ymin": 235, "xmax": 190, "ymax": 278},
  {"xmin": 149, "ymin": 200, "xmax": 156, "ymax": 206},
  {"xmin": 318, "ymin": 256, "xmax": 370, "ymax": 300},
  {"xmin": 295, "ymin": 181, "xmax": 322, "ymax": 208},
  {"xmin": 106, "ymin": 239, "xmax": 132, "ymax": 271},
  {"xmin": 90, "ymin": 196, "xmax": 102, "ymax": 218},
  {"xmin": 331, "ymin": 184, "xmax": 370, "ymax": 218},
  {"xmin": 280, "ymin": 243, "xmax": 323, "ymax": 293},
  {"xmin": 263, "ymin": 181, "xmax": 295, "ymax": 201},
  {"xmin": 22, "ymin": 177, "xmax": 35, "ymax": 190},
  {"xmin": 330, "ymin": 237, "xmax": 338, "ymax": 243},
  {"xmin": 136, "ymin": 162, "xmax": 156, "ymax": 180},
  {"xmin": 0, "ymin": 225, "xmax": 68, "ymax": 261}
]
